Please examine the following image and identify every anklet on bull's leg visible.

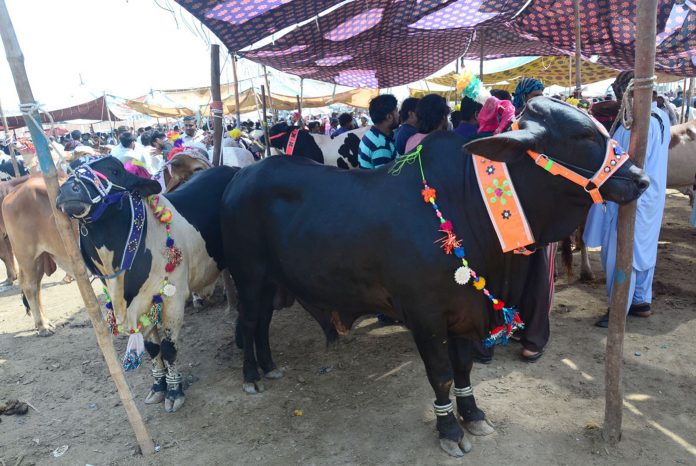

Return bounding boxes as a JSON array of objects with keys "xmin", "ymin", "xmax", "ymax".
[
  {"xmin": 144, "ymin": 366, "xmax": 167, "ymax": 404},
  {"xmin": 454, "ymin": 386, "xmax": 494, "ymax": 436},
  {"xmin": 434, "ymin": 401, "xmax": 471, "ymax": 456}
]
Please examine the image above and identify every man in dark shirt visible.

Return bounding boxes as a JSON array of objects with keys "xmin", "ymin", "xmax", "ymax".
[
  {"xmin": 331, "ymin": 113, "xmax": 356, "ymax": 139},
  {"xmin": 454, "ymin": 96, "xmax": 482, "ymax": 142},
  {"xmin": 394, "ymin": 97, "xmax": 419, "ymax": 155}
]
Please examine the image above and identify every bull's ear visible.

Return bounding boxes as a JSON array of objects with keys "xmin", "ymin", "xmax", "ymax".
[
  {"xmin": 464, "ymin": 127, "xmax": 545, "ymax": 163},
  {"xmin": 131, "ymin": 177, "xmax": 162, "ymax": 197}
]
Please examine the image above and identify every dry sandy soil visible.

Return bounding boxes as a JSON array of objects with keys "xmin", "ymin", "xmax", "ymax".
[{"xmin": 0, "ymin": 193, "xmax": 695, "ymax": 466}]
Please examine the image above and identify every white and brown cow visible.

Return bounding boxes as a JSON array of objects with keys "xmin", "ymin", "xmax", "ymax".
[{"xmin": 56, "ymin": 157, "xmax": 238, "ymax": 412}]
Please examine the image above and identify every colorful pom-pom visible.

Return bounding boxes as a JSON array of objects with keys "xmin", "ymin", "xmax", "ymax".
[
  {"xmin": 152, "ymin": 295, "xmax": 163, "ymax": 304},
  {"xmin": 165, "ymin": 263, "xmax": 175, "ymax": 273},
  {"xmin": 166, "ymin": 238, "xmax": 174, "ymax": 248},
  {"xmin": 454, "ymin": 266, "xmax": 471, "ymax": 285},
  {"xmin": 473, "ymin": 277, "xmax": 486, "ymax": 290},
  {"xmin": 493, "ymin": 300, "xmax": 505, "ymax": 311},
  {"xmin": 421, "ymin": 187, "xmax": 436, "ymax": 203},
  {"xmin": 441, "ymin": 220, "xmax": 453, "ymax": 232},
  {"xmin": 454, "ymin": 247, "xmax": 465, "ymax": 258}
]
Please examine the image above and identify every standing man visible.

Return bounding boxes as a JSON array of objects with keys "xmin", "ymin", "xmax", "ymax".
[
  {"xmin": 180, "ymin": 115, "xmax": 210, "ymax": 157},
  {"xmin": 358, "ymin": 94, "xmax": 399, "ymax": 169},
  {"xmin": 584, "ymin": 71, "xmax": 671, "ymax": 327},
  {"xmin": 331, "ymin": 113, "xmax": 356, "ymax": 139},
  {"xmin": 394, "ymin": 97, "xmax": 419, "ymax": 155}
]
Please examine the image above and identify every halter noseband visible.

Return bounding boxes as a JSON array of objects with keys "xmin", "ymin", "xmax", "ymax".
[{"xmin": 510, "ymin": 119, "xmax": 629, "ymax": 204}]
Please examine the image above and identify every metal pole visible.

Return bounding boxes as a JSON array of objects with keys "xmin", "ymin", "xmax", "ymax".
[
  {"xmin": 261, "ymin": 85, "xmax": 271, "ymax": 158},
  {"xmin": 0, "ymin": 95, "xmax": 21, "ymax": 176},
  {"xmin": 573, "ymin": 0, "xmax": 582, "ymax": 98},
  {"xmin": 210, "ymin": 44, "xmax": 223, "ymax": 167},
  {"xmin": 231, "ymin": 53, "xmax": 241, "ymax": 129},
  {"xmin": 603, "ymin": 0, "xmax": 658, "ymax": 445},
  {"xmin": 0, "ymin": 0, "xmax": 155, "ymax": 455}
]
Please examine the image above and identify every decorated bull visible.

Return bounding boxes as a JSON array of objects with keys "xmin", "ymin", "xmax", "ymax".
[
  {"xmin": 3, "ymin": 153, "xmax": 214, "ymax": 337},
  {"xmin": 267, "ymin": 122, "xmax": 367, "ymax": 169},
  {"xmin": 55, "ymin": 157, "xmax": 237, "ymax": 412},
  {"xmin": 220, "ymin": 98, "xmax": 648, "ymax": 456}
]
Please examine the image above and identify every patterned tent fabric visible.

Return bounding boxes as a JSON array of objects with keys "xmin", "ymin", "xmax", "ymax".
[{"xmin": 176, "ymin": 0, "xmax": 696, "ymax": 88}]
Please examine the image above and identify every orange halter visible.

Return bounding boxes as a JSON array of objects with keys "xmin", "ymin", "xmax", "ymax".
[{"xmin": 510, "ymin": 120, "xmax": 629, "ymax": 204}]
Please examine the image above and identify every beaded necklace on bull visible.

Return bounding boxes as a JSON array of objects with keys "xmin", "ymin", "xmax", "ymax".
[
  {"xmin": 389, "ymin": 70, "xmax": 524, "ymax": 347},
  {"xmin": 103, "ymin": 195, "xmax": 183, "ymax": 370}
]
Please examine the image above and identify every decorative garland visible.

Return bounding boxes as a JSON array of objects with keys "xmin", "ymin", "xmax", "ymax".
[
  {"xmin": 103, "ymin": 194, "xmax": 182, "ymax": 370},
  {"xmin": 390, "ymin": 146, "xmax": 524, "ymax": 347}
]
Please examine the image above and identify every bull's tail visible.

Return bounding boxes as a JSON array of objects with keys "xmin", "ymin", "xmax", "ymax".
[
  {"xmin": 21, "ymin": 291, "xmax": 30, "ymax": 315},
  {"xmin": 560, "ymin": 237, "xmax": 573, "ymax": 280}
]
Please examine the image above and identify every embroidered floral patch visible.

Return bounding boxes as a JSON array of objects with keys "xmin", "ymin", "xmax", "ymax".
[
  {"xmin": 501, "ymin": 210, "xmax": 512, "ymax": 219},
  {"xmin": 486, "ymin": 165, "xmax": 495, "ymax": 175},
  {"xmin": 486, "ymin": 179, "xmax": 512, "ymax": 205}
]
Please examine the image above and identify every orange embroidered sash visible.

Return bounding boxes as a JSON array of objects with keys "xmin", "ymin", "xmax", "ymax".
[{"xmin": 473, "ymin": 155, "xmax": 534, "ymax": 253}]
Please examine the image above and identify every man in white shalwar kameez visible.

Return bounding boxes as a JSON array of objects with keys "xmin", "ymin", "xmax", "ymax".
[{"xmin": 584, "ymin": 71, "xmax": 670, "ymax": 327}]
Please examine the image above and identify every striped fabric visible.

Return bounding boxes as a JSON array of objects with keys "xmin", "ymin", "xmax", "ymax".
[{"xmin": 358, "ymin": 126, "xmax": 396, "ymax": 169}]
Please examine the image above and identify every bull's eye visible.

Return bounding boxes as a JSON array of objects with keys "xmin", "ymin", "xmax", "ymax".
[{"xmin": 111, "ymin": 169, "xmax": 119, "ymax": 176}]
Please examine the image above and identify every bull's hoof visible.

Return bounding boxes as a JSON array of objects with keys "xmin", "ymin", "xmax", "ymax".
[
  {"xmin": 144, "ymin": 390, "xmax": 165, "ymax": 405},
  {"xmin": 242, "ymin": 381, "xmax": 266, "ymax": 394},
  {"xmin": 439, "ymin": 436, "xmax": 472, "ymax": 457},
  {"xmin": 37, "ymin": 323, "xmax": 55, "ymax": 337},
  {"xmin": 464, "ymin": 419, "xmax": 495, "ymax": 436},
  {"xmin": 264, "ymin": 368, "xmax": 284, "ymax": 380},
  {"xmin": 580, "ymin": 271, "xmax": 595, "ymax": 283},
  {"xmin": 164, "ymin": 395, "xmax": 185, "ymax": 413},
  {"xmin": 192, "ymin": 295, "xmax": 204, "ymax": 309}
]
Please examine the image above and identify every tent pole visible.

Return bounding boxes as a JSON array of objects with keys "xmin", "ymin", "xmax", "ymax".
[
  {"xmin": 479, "ymin": 30, "xmax": 485, "ymax": 79},
  {"xmin": 603, "ymin": 0, "xmax": 658, "ymax": 445},
  {"xmin": 0, "ymin": 0, "xmax": 155, "ymax": 455},
  {"xmin": 231, "ymin": 52, "xmax": 241, "ymax": 129},
  {"xmin": 680, "ymin": 78, "xmax": 687, "ymax": 123},
  {"xmin": 573, "ymin": 0, "xmax": 582, "ymax": 97},
  {"xmin": 262, "ymin": 65, "xmax": 275, "ymax": 123},
  {"xmin": 261, "ymin": 85, "xmax": 271, "ymax": 158},
  {"xmin": 0, "ymin": 95, "xmax": 21, "ymax": 176},
  {"xmin": 685, "ymin": 77, "xmax": 695, "ymax": 123},
  {"xmin": 210, "ymin": 44, "xmax": 223, "ymax": 167},
  {"xmin": 103, "ymin": 91, "xmax": 115, "ymax": 134}
]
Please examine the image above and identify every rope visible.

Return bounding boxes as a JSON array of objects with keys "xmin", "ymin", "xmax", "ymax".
[
  {"xmin": 609, "ymin": 75, "xmax": 657, "ymax": 134},
  {"xmin": 389, "ymin": 144, "xmax": 424, "ymax": 177},
  {"xmin": 19, "ymin": 101, "xmax": 72, "ymax": 173}
]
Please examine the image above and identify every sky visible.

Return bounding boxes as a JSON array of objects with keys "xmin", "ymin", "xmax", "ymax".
[{"xmin": 0, "ymin": 0, "xmax": 537, "ymax": 115}]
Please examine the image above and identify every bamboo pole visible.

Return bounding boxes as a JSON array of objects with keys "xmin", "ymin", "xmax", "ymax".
[
  {"xmin": 0, "ymin": 0, "xmax": 155, "ymax": 455},
  {"xmin": 685, "ymin": 77, "xmax": 695, "ymax": 123},
  {"xmin": 261, "ymin": 85, "xmax": 271, "ymax": 158},
  {"xmin": 210, "ymin": 44, "xmax": 223, "ymax": 167},
  {"xmin": 0, "ymin": 95, "xmax": 21, "ymax": 177},
  {"xmin": 603, "ymin": 0, "xmax": 658, "ymax": 445},
  {"xmin": 231, "ymin": 53, "xmax": 241, "ymax": 129},
  {"xmin": 262, "ymin": 65, "xmax": 275, "ymax": 123},
  {"xmin": 680, "ymin": 78, "xmax": 687, "ymax": 123},
  {"xmin": 479, "ymin": 30, "xmax": 485, "ymax": 80},
  {"xmin": 573, "ymin": 0, "xmax": 582, "ymax": 98}
]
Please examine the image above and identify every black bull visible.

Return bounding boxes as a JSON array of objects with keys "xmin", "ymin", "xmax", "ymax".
[{"xmin": 221, "ymin": 98, "xmax": 649, "ymax": 456}]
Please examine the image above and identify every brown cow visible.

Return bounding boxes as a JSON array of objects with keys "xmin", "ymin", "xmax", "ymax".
[
  {"xmin": 2, "ymin": 153, "xmax": 211, "ymax": 336},
  {"xmin": 0, "ymin": 175, "xmax": 32, "ymax": 285}
]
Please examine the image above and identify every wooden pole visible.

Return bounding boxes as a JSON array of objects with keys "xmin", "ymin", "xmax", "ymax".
[
  {"xmin": 262, "ymin": 65, "xmax": 275, "ymax": 123},
  {"xmin": 603, "ymin": 0, "xmax": 658, "ymax": 445},
  {"xmin": 680, "ymin": 78, "xmax": 687, "ymax": 123},
  {"xmin": 479, "ymin": 30, "xmax": 485, "ymax": 80},
  {"xmin": 210, "ymin": 44, "xmax": 223, "ymax": 167},
  {"xmin": 0, "ymin": 0, "xmax": 155, "ymax": 455},
  {"xmin": 231, "ymin": 53, "xmax": 241, "ymax": 129},
  {"xmin": 261, "ymin": 85, "xmax": 271, "ymax": 158},
  {"xmin": 685, "ymin": 77, "xmax": 695, "ymax": 123},
  {"xmin": 573, "ymin": 0, "xmax": 582, "ymax": 98},
  {"xmin": 0, "ymin": 95, "xmax": 21, "ymax": 177}
]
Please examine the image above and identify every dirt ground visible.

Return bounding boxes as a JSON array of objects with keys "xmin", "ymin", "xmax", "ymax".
[{"xmin": 0, "ymin": 193, "xmax": 695, "ymax": 466}]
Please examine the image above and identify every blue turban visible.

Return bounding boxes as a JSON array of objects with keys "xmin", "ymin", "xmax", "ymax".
[{"xmin": 513, "ymin": 78, "xmax": 544, "ymax": 110}]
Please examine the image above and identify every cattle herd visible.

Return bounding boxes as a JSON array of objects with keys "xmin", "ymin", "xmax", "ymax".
[{"xmin": 1, "ymin": 97, "xmax": 693, "ymax": 457}]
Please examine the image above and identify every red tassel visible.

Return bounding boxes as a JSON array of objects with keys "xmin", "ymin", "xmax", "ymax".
[{"xmin": 435, "ymin": 230, "xmax": 461, "ymax": 255}]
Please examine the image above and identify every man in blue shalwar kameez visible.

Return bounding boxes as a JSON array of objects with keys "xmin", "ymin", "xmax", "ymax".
[{"xmin": 583, "ymin": 71, "xmax": 671, "ymax": 328}]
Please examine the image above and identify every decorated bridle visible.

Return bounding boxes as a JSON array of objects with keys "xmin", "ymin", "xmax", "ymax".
[
  {"xmin": 269, "ymin": 129, "xmax": 300, "ymax": 156},
  {"xmin": 68, "ymin": 159, "xmax": 145, "ymax": 280},
  {"xmin": 510, "ymin": 114, "xmax": 629, "ymax": 204}
]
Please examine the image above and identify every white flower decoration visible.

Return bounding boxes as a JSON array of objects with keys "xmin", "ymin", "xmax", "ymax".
[
  {"xmin": 454, "ymin": 266, "xmax": 471, "ymax": 285},
  {"xmin": 163, "ymin": 284, "xmax": 177, "ymax": 297}
]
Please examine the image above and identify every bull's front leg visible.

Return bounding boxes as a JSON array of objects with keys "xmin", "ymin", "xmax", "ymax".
[
  {"xmin": 143, "ymin": 328, "xmax": 167, "ymax": 405},
  {"xmin": 160, "ymin": 301, "xmax": 186, "ymax": 413},
  {"xmin": 412, "ymin": 327, "xmax": 472, "ymax": 458},
  {"xmin": 449, "ymin": 337, "xmax": 495, "ymax": 436}
]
